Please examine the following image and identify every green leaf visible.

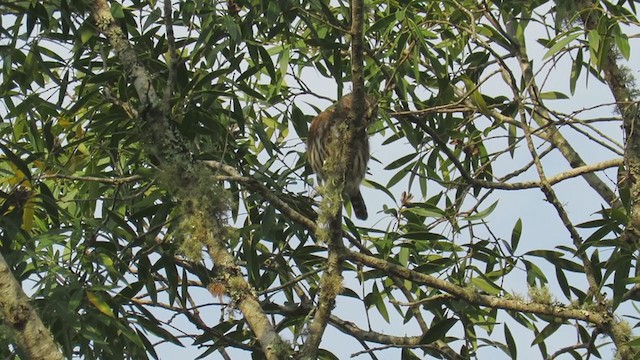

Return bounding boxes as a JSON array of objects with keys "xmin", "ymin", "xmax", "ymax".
[
  {"xmin": 385, "ymin": 152, "xmax": 418, "ymax": 170},
  {"xmin": 624, "ymin": 336, "xmax": 640, "ymax": 347},
  {"xmin": 588, "ymin": 29, "xmax": 602, "ymax": 68},
  {"xmin": 367, "ymin": 13, "xmax": 396, "ymax": 35},
  {"xmin": 510, "ymin": 218, "xmax": 522, "ymax": 253},
  {"xmin": 403, "ymin": 207, "xmax": 443, "ymax": 218},
  {"xmin": 504, "ymin": 325, "xmax": 517, "ymax": 359},
  {"xmin": 539, "ymin": 91, "xmax": 569, "ymax": 100},
  {"xmin": 465, "ymin": 200, "xmax": 498, "ymax": 221},
  {"xmin": 364, "ymin": 179, "xmax": 395, "ymax": 202},
  {"xmin": 117, "ymin": 281, "xmax": 144, "ymax": 300},
  {"xmin": 615, "ymin": 33, "xmax": 630, "ymax": 60},
  {"xmin": 339, "ymin": 287, "xmax": 361, "ymax": 299},
  {"xmin": 110, "ymin": 2, "xmax": 125, "ymax": 18},
  {"xmin": 531, "ymin": 322, "xmax": 561, "ymax": 346},
  {"xmin": 462, "ymin": 76, "xmax": 488, "ymax": 114},
  {"xmin": 0, "ymin": 142, "xmax": 32, "ymax": 180},
  {"xmin": 555, "ymin": 267, "xmax": 571, "ymax": 299},
  {"xmin": 317, "ymin": 349, "xmax": 340, "ymax": 360},
  {"xmin": 266, "ymin": 1, "xmax": 280, "ymax": 26},
  {"xmin": 365, "ymin": 284, "xmax": 390, "ymax": 323},
  {"xmin": 569, "ymin": 49, "xmax": 583, "ymax": 95},
  {"xmin": 164, "ymin": 256, "xmax": 179, "ymax": 306},
  {"xmin": 96, "ymin": 253, "xmax": 119, "ymax": 275},
  {"xmin": 137, "ymin": 329, "xmax": 159, "ymax": 359},
  {"xmin": 259, "ymin": 46, "xmax": 277, "ymax": 82},
  {"xmin": 136, "ymin": 316, "xmax": 184, "ymax": 347},
  {"xmin": 421, "ymin": 318, "xmax": 457, "ymax": 344},
  {"xmin": 104, "ymin": 208, "xmax": 136, "ymax": 237},
  {"xmin": 543, "ymin": 31, "xmax": 581, "ymax": 59},
  {"xmin": 470, "ymin": 276, "xmax": 502, "ymax": 295},
  {"xmin": 507, "ymin": 122, "xmax": 517, "ymax": 157},
  {"xmin": 398, "ymin": 246, "xmax": 409, "ymax": 267},
  {"xmin": 523, "ymin": 260, "xmax": 548, "ymax": 284},
  {"xmin": 222, "ymin": 15, "xmax": 241, "ymax": 42},
  {"xmin": 610, "ymin": 253, "xmax": 632, "ymax": 309},
  {"xmin": 526, "ymin": 250, "xmax": 563, "ymax": 259},
  {"xmin": 386, "ymin": 163, "xmax": 411, "ymax": 188},
  {"xmin": 400, "ymin": 231, "xmax": 446, "ymax": 241}
]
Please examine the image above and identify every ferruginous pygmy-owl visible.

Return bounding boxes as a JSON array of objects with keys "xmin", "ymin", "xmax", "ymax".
[{"xmin": 306, "ymin": 93, "xmax": 377, "ymax": 220}]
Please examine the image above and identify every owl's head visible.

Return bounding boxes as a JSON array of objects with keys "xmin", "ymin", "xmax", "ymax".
[{"xmin": 337, "ymin": 93, "xmax": 378, "ymax": 127}]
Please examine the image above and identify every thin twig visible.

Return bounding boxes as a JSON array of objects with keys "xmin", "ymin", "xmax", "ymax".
[
  {"xmin": 163, "ymin": 0, "xmax": 178, "ymax": 109},
  {"xmin": 40, "ymin": 173, "xmax": 143, "ymax": 184}
]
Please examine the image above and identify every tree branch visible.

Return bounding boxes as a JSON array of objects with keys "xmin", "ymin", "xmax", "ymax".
[
  {"xmin": 204, "ymin": 161, "xmax": 317, "ymax": 231},
  {"xmin": 299, "ymin": 0, "xmax": 367, "ymax": 357},
  {"xmin": 40, "ymin": 173, "xmax": 144, "ymax": 185},
  {"xmin": 500, "ymin": 19, "xmax": 608, "ymax": 343},
  {"xmin": 572, "ymin": 2, "xmax": 638, "ymax": 357},
  {"xmin": 346, "ymin": 249, "xmax": 610, "ymax": 325},
  {"xmin": 0, "ymin": 253, "xmax": 64, "ymax": 360},
  {"xmin": 88, "ymin": 1, "xmax": 286, "ymax": 358},
  {"xmin": 330, "ymin": 316, "xmax": 464, "ymax": 360},
  {"xmin": 163, "ymin": 0, "xmax": 178, "ymax": 109},
  {"xmin": 481, "ymin": 9, "xmax": 621, "ymax": 208},
  {"xmin": 407, "ymin": 115, "xmax": 621, "ymax": 190}
]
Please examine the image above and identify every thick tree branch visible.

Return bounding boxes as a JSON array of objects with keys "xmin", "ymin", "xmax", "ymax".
[
  {"xmin": 348, "ymin": 0, "xmax": 366, "ymax": 118},
  {"xmin": 407, "ymin": 115, "xmax": 621, "ymax": 190},
  {"xmin": 512, "ymin": 52, "xmax": 604, "ymax": 306},
  {"xmin": 207, "ymin": 161, "xmax": 445, "ymax": 343},
  {"xmin": 300, "ymin": 1, "xmax": 367, "ymax": 358},
  {"xmin": 0, "ymin": 253, "xmax": 64, "ymax": 360},
  {"xmin": 346, "ymin": 249, "xmax": 610, "ymax": 325},
  {"xmin": 300, "ymin": 2, "xmax": 367, "ymax": 358},
  {"xmin": 481, "ymin": 11, "xmax": 621, "ymax": 208},
  {"xmin": 40, "ymin": 173, "xmax": 144, "ymax": 185},
  {"xmin": 572, "ymin": 2, "xmax": 638, "ymax": 357},
  {"xmin": 88, "ymin": 1, "xmax": 286, "ymax": 358},
  {"xmin": 90, "ymin": 0, "xmax": 159, "ymax": 106},
  {"xmin": 498, "ymin": 21, "xmax": 618, "ymax": 358}
]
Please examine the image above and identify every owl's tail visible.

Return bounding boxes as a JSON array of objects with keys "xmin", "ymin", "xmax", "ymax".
[{"xmin": 350, "ymin": 189, "xmax": 368, "ymax": 220}]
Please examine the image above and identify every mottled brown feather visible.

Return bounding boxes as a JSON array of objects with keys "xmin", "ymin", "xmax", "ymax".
[{"xmin": 306, "ymin": 93, "xmax": 376, "ymax": 220}]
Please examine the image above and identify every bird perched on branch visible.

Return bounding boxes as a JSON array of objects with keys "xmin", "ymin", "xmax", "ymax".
[{"xmin": 306, "ymin": 93, "xmax": 377, "ymax": 220}]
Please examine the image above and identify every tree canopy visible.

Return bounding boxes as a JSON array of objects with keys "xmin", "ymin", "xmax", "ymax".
[{"xmin": 1, "ymin": 0, "xmax": 639, "ymax": 359}]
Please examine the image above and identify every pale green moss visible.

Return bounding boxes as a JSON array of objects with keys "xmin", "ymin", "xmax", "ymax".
[
  {"xmin": 528, "ymin": 285, "xmax": 554, "ymax": 305},
  {"xmin": 157, "ymin": 165, "xmax": 234, "ymax": 260}
]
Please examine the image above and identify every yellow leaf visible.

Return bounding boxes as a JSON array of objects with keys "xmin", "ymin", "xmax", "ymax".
[
  {"xmin": 58, "ymin": 117, "xmax": 71, "ymax": 127},
  {"xmin": 22, "ymin": 199, "xmax": 34, "ymax": 232},
  {"xmin": 77, "ymin": 143, "xmax": 90, "ymax": 155},
  {"xmin": 87, "ymin": 291, "xmax": 115, "ymax": 317},
  {"xmin": 6, "ymin": 176, "xmax": 20, "ymax": 185},
  {"xmin": 75, "ymin": 125, "xmax": 84, "ymax": 138}
]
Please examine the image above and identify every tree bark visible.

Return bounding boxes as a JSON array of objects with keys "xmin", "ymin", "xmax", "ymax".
[{"xmin": 0, "ymin": 253, "xmax": 64, "ymax": 360}]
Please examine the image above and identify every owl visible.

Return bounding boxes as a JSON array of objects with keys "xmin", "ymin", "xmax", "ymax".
[{"xmin": 307, "ymin": 93, "xmax": 377, "ymax": 220}]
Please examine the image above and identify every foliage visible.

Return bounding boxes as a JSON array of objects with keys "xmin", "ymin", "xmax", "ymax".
[{"xmin": 0, "ymin": 0, "xmax": 639, "ymax": 358}]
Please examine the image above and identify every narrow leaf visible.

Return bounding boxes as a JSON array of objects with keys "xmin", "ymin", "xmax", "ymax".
[
  {"xmin": 421, "ymin": 318, "xmax": 457, "ymax": 344},
  {"xmin": 543, "ymin": 32, "xmax": 581, "ymax": 59},
  {"xmin": 87, "ymin": 291, "xmax": 114, "ymax": 318}
]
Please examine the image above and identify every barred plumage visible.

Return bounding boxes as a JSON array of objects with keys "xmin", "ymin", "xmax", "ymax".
[{"xmin": 307, "ymin": 93, "xmax": 376, "ymax": 220}]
